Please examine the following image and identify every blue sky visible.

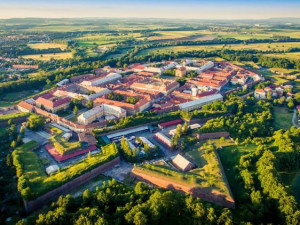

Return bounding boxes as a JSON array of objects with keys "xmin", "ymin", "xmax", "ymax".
[{"xmin": 0, "ymin": 0, "xmax": 299, "ymax": 19}]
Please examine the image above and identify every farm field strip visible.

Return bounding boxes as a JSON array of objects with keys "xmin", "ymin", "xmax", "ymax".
[{"xmin": 137, "ymin": 42, "xmax": 300, "ymax": 56}]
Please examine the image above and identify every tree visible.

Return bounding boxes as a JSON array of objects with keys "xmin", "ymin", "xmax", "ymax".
[
  {"xmin": 73, "ymin": 106, "xmax": 78, "ymax": 115},
  {"xmin": 133, "ymin": 211, "xmax": 148, "ymax": 225},
  {"xmin": 10, "ymin": 140, "xmax": 17, "ymax": 149},
  {"xmin": 182, "ymin": 122, "xmax": 189, "ymax": 134},
  {"xmin": 7, "ymin": 119, "xmax": 13, "ymax": 125},
  {"xmin": 287, "ymin": 99, "xmax": 294, "ymax": 110},
  {"xmin": 20, "ymin": 125, "xmax": 25, "ymax": 136},
  {"xmin": 87, "ymin": 100, "xmax": 93, "ymax": 109},
  {"xmin": 82, "ymin": 189, "xmax": 91, "ymax": 204},
  {"xmin": 26, "ymin": 114, "xmax": 45, "ymax": 130},
  {"xmin": 6, "ymin": 154, "xmax": 13, "ymax": 167},
  {"xmin": 180, "ymin": 111, "xmax": 193, "ymax": 122}
]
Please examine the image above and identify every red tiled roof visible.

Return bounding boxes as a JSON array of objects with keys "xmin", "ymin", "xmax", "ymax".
[
  {"xmin": 158, "ymin": 119, "xmax": 182, "ymax": 128},
  {"xmin": 17, "ymin": 101, "xmax": 34, "ymax": 111},
  {"xmin": 36, "ymin": 94, "xmax": 71, "ymax": 109},
  {"xmin": 255, "ymin": 89, "xmax": 265, "ymax": 93}
]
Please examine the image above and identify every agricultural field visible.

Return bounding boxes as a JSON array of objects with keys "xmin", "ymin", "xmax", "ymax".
[
  {"xmin": 75, "ymin": 33, "xmax": 141, "ymax": 47},
  {"xmin": 22, "ymin": 52, "xmax": 73, "ymax": 61},
  {"xmin": 137, "ymin": 42, "xmax": 300, "ymax": 56},
  {"xmin": 27, "ymin": 43, "xmax": 67, "ymax": 50},
  {"xmin": 273, "ymin": 106, "xmax": 293, "ymax": 130},
  {"xmin": 147, "ymin": 28, "xmax": 300, "ymax": 41},
  {"xmin": 267, "ymin": 52, "xmax": 300, "ymax": 60},
  {"xmin": 148, "ymin": 30, "xmax": 215, "ymax": 41}
]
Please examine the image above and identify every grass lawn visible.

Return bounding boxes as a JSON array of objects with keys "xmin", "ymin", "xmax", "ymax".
[
  {"xmin": 0, "ymin": 112, "xmax": 29, "ymax": 121},
  {"xmin": 0, "ymin": 87, "xmax": 55, "ymax": 107},
  {"xmin": 290, "ymin": 171, "xmax": 300, "ymax": 205},
  {"xmin": 1, "ymin": 90, "xmax": 35, "ymax": 101},
  {"xmin": 28, "ymin": 43, "xmax": 67, "ymax": 50},
  {"xmin": 70, "ymin": 174, "xmax": 111, "ymax": 198},
  {"xmin": 12, "ymin": 141, "xmax": 118, "ymax": 200},
  {"xmin": 279, "ymin": 170, "xmax": 300, "ymax": 205},
  {"xmin": 22, "ymin": 52, "xmax": 73, "ymax": 61},
  {"xmin": 273, "ymin": 106, "xmax": 293, "ymax": 130},
  {"xmin": 0, "ymin": 127, "xmax": 7, "ymax": 135},
  {"xmin": 218, "ymin": 144, "xmax": 257, "ymax": 204}
]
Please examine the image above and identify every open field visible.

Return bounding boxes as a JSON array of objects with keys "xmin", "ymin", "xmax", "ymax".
[
  {"xmin": 273, "ymin": 106, "xmax": 293, "ymax": 130},
  {"xmin": 1, "ymin": 90, "xmax": 36, "ymax": 101},
  {"xmin": 22, "ymin": 52, "xmax": 73, "ymax": 61},
  {"xmin": 148, "ymin": 30, "xmax": 215, "ymax": 41},
  {"xmin": 28, "ymin": 43, "xmax": 67, "ymax": 50},
  {"xmin": 137, "ymin": 42, "xmax": 300, "ymax": 56}
]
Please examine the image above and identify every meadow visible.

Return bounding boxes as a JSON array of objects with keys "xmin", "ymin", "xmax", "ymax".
[
  {"xmin": 27, "ymin": 43, "xmax": 68, "ymax": 50},
  {"xmin": 272, "ymin": 106, "xmax": 293, "ymax": 130},
  {"xmin": 22, "ymin": 52, "xmax": 73, "ymax": 61}
]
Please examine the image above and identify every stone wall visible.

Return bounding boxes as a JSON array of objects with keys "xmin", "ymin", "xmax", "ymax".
[
  {"xmin": 132, "ymin": 168, "xmax": 235, "ymax": 209},
  {"xmin": 24, "ymin": 157, "xmax": 120, "ymax": 212}
]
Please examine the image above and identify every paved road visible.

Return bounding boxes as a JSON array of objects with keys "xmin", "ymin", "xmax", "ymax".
[{"xmin": 292, "ymin": 108, "xmax": 299, "ymax": 128}]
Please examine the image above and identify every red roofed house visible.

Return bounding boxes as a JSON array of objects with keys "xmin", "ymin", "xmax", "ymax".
[
  {"xmin": 254, "ymin": 89, "xmax": 266, "ymax": 99},
  {"xmin": 35, "ymin": 93, "xmax": 71, "ymax": 113},
  {"xmin": 17, "ymin": 101, "xmax": 34, "ymax": 112}
]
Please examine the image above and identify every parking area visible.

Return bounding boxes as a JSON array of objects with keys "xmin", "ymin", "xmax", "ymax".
[{"xmin": 24, "ymin": 128, "xmax": 50, "ymax": 145}]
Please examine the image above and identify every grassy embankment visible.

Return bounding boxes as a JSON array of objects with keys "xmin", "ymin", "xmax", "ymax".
[
  {"xmin": 48, "ymin": 126, "xmax": 82, "ymax": 155},
  {"xmin": 12, "ymin": 141, "xmax": 118, "ymax": 200},
  {"xmin": 135, "ymin": 142, "xmax": 233, "ymax": 200}
]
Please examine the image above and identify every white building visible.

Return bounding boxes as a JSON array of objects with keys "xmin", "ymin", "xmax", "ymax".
[
  {"xmin": 57, "ymin": 79, "xmax": 69, "ymax": 87},
  {"xmin": 77, "ymin": 104, "xmax": 126, "ymax": 125},
  {"xmin": 139, "ymin": 137, "xmax": 155, "ymax": 148},
  {"xmin": 53, "ymin": 87, "xmax": 111, "ymax": 101},
  {"xmin": 179, "ymin": 93, "xmax": 223, "ymax": 111},
  {"xmin": 80, "ymin": 73, "xmax": 121, "ymax": 86}
]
